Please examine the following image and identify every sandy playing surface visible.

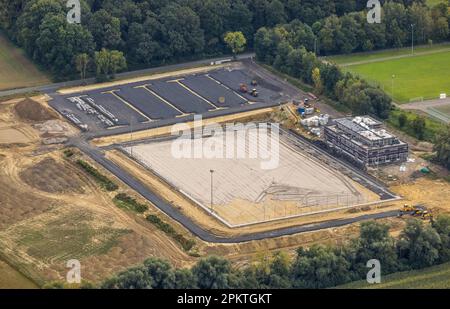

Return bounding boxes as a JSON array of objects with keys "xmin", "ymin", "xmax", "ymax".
[{"xmin": 124, "ymin": 128, "xmax": 378, "ymax": 226}]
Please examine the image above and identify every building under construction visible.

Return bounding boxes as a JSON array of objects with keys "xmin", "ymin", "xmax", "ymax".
[{"xmin": 324, "ymin": 116, "xmax": 409, "ymax": 167}]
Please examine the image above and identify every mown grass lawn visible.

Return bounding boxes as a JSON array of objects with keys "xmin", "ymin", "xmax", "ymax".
[
  {"xmin": 0, "ymin": 33, "xmax": 50, "ymax": 91},
  {"xmin": 328, "ymin": 43, "xmax": 450, "ymax": 65},
  {"xmin": 337, "ymin": 262, "xmax": 450, "ymax": 289},
  {"xmin": 329, "ymin": 46, "xmax": 450, "ymax": 103}
]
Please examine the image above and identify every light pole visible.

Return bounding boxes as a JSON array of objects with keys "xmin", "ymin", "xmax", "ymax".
[
  {"xmin": 391, "ymin": 74, "xmax": 395, "ymax": 99},
  {"xmin": 411, "ymin": 24, "xmax": 415, "ymax": 55},
  {"xmin": 210, "ymin": 169, "xmax": 214, "ymax": 213}
]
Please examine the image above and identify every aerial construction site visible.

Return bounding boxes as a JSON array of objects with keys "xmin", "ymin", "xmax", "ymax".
[{"xmin": 0, "ymin": 59, "xmax": 449, "ymax": 288}]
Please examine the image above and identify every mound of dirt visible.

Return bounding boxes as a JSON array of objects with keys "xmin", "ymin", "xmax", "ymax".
[
  {"xmin": 19, "ymin": 158, "xmax": 85, "ymax": 194},
  {"xmin": 14, "ymin": 98, "xmax": 57, "ymax": 122}
]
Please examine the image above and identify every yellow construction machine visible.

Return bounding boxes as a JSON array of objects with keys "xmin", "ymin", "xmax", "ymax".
[{"xmin": 399, "ymin": 204, "xmax": 433, "ymax": 221}]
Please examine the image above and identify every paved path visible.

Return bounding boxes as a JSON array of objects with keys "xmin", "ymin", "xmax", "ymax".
[
  {"xmin": 399, "ymin": 97, "xmax": 450, "ymax": 124},
  {"xmin": 0, "ymin": 53, "xmax": 255, "ymax": 98}
]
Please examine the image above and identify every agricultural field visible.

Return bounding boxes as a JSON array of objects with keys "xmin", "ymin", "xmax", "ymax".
[
  {"xmin": 328, "ymin": 44, "xmax": 450, "ymax": 103},
  {"xmin": 0, "ymin": 33, "xmax": 50, "ymax": 91},
  {"xmin": 338, "ymin": 262, "xmax": 450, "ymax": 289}
]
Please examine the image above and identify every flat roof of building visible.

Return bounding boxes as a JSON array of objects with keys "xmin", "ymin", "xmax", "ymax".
[{"xmin": 334, "ymin": 116, "xmax": 393, "ymax": 141}]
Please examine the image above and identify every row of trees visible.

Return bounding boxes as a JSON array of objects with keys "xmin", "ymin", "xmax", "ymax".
[
  {"xmin": 316, "ymin": 1, "xmax": 450, "ymax": 55},
  {"xmin": 0, "ymin": 0, "xmax": 439, "ymax": 79},
  {"xmin": 255, "ymin": 26, "xmax": 392, "ymax": 119},
  {"xmin": 98, "ymin": 217, "xmax": 450, "ymax": 289},
  {"xmin": 253, "ymin": 2, "xmax": 450, "ymax": 57}
]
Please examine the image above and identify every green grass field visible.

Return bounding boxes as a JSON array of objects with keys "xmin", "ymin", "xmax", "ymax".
[
  {"xmin": 427, "ymin": 0, "xmax": 448, "ymax": 7},
  {"xmin": 338, "ymin": 262, "xmax": 450, "ymax": 289},
  {"xmin": 328, "ymin": 44, "xmax": 450, "ymax": 103},
  {"xmin": 0, "ymin": 33, "xmax": 50, "ymax": 91}
]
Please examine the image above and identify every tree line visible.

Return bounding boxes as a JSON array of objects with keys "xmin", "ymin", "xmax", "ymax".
[
  {"xmin": 50, "ymin": 216, "xmax": 449, "ymax": 289},
  {"xmin": 315, "ymin": 1, "xmax": 450, "ymax": 55},
  {"xmin": 254, "ymin": 25, "xmax": 393, "ymax": 119},
  {"xmin": 0, "ymin": 0, "xmax": 437, "ymax": 80}
]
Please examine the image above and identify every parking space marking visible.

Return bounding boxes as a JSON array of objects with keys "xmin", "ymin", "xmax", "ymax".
[
  {"xmin": 205, "ymin": 74, "xmax": 257, "ymax": 105},
  {"xmin": 135, "ymin": 84, "xmax": 192, "ymax": 118},
  {"xmin": 168, "ymin": 78, "xmax": 228, "ymax": 112},
  {"xmin": 102, "ymin": 90, "xmax": 154, "ymax": 123}
]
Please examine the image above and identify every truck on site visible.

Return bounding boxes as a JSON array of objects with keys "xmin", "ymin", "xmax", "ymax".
[
  {"xmin": 239, "ymin": 83, "xmax": 259, "ymax": 97},
  {"xmin": 239, "ymin": 83, "xmax": 248, "ymax": 93}
]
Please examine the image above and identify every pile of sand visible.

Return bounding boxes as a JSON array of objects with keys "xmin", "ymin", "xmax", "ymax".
[{"xmin": 14, "ymin": 98, "xmax": 57, "ymax": 122}]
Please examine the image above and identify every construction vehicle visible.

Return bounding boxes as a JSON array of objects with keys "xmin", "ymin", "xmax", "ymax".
[
  {"xmin": 399, "ymin": 204, "xmax": 419, "ymax": 216},
  {"xmin": 250, "ymin": 88, "xmax": 259, "ymax": 97},
  {"xmin": 239, "ymin": 83, "xmax": 248, "ymax": 93},
  {"xmin": 304, "ymin": 99, "xmax": 312, "ymax": 108},
  {"xmin": 412, "ymin": 205, "xmax": 427, "ymax": 217},
  {"xmin": 421, "ymin": 210, "xmax": 434, "ymax": 221},
  {"xmin": 399, "ymin": 204, "xmax": 432, "ymax": 219},
  {"xmin": 401, "ymin": 204, "xmax": 414, "ymax": 213}
]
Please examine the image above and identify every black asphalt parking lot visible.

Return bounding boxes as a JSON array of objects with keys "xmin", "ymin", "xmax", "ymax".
[
  {"xmin": 48, "ymin": 66, "xmax": 292, "ymax": 136},
  {"xmin": 88, "ymin": 92, "xmax": 148, "ymax": 124},
  {"xmin": 116, "ymin": 85, "xmax": 182, "ymax": 120},
  {"xmin": 146, "ymin": 80, "xmax": 214, "ymax": 114},
  {"xmin": 180, "ymin": 75, "xmax": 246, "ymax": 108},
  {"xmin": 209, "ymin": 69, "xmax": 282, "ymax": 102}
]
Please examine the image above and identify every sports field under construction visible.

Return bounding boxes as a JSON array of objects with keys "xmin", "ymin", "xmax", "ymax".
[{"xmin": 122, "ymin": 126, "xmax": 381, "ymax": 227}]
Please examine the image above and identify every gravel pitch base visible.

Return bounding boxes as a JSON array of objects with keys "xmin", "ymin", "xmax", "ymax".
[{"xmin": 123, "ymin": 128, "xmax": 377, "ymax": 226}]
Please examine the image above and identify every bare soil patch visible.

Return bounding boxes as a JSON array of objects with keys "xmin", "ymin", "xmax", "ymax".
[
  {"xmin": 0, "ymin": 171, "xmax": 52, "ymax": 230},
  {"xmin": 391, "ymin": 178, "xmax": 450, "ymax": 214},
  {"xmin": 0, "ymin": 128, "xmax": 30, "ymax": 144},
  {"xmin": 14, "ymin": 98, "xmax": 57, "ymax": 122},
  {"xmin": 19, "ymin": 158, "xmax": 85, "ymax": 194}
]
